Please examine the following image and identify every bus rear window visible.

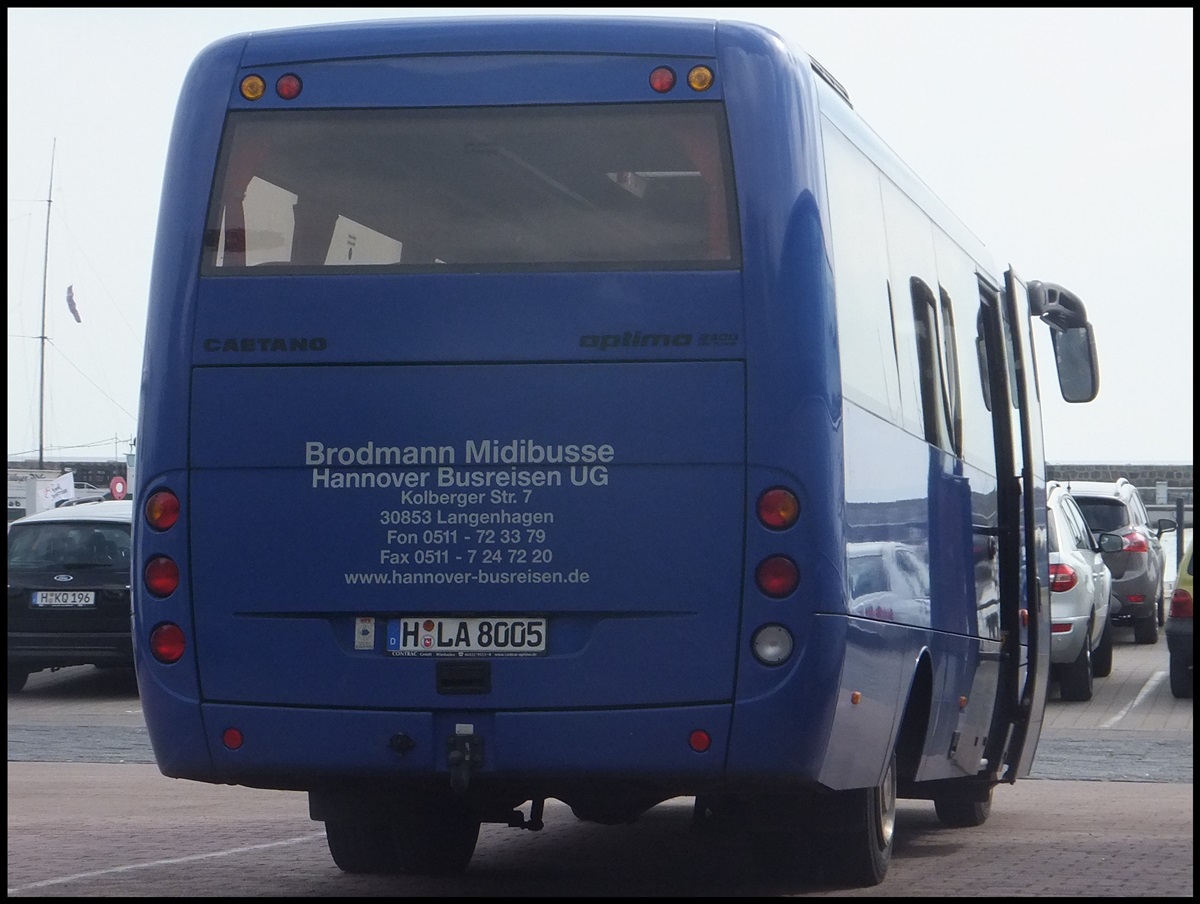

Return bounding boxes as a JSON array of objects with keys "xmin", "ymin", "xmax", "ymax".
[{"xmin": 201, "ymin": 103, "xmax": 740, "ymax": 273}]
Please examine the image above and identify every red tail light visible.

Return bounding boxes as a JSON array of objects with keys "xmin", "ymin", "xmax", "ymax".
[
  {"xmin": 755, "ymin": 556, "xmax": 799, "ymax": 598},
  {"xmin": 150, "ymin": 623, "xmax": 186, "ymax": 663},
  {"xmin": 145, "ymin": 556, "xmax": 180, "ymax": 597},
  {"xmin": 1122, "ymin": 531, "xmax": 1149, "ymax": 554},
  {"xmin": 649, "ymin": 66, "xmax": 676, "ymax": 93},
  {"xmin": 1170, "ymin": 589, "xmax": 1193, "ymax": 619},
  {"xmin": 1049, "ymin": 562, "xmax": 1078, "ymax": 592}
]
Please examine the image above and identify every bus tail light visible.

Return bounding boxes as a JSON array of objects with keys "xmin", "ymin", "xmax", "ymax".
[
  {"xmin": 145, "ymin": 489, "xmax": 180, "ymax": 530},
  {"xmin": 1048, "ymin": 563, "xmax": 1077, "ymax": 592},
  {"xmin": 752, "ymin": 624, "xmax": 793, "ymax": 665},
  {"xmin": 757, "ymin": 487, "xmax": 799, "ymax": 529},
  {"xmin": 275, "ymin": 74, "xmax": 302, "ymax": 100},
  {"xmin": 648, "ymin": 66, "xmax": 676, "ymax": 93},
  {"xmin": 755, "ymin": 555, "xmax": 799, "ymax": 598},
  {"xmin": 223, "ymin": 728, "xmax": 245, "ymax": 750},
  {"xmin": 150, "ymin": 623, "xmax": 186, "ymax": 663},
  {"xmin": 688, "ymin": 729, "xmax": 711, "ymax": 753},
  {"xmin": 145, "ymin": 556, "xmax": 180, "ymax": 597}
]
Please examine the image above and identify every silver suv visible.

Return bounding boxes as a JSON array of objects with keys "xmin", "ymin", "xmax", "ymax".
[{"xmin": 1063, "ymin": 478, "xmax": 1176, "ymax": 645}]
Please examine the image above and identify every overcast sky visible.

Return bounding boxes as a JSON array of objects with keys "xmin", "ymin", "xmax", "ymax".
[{"xmin": 7, "ymin": 7, "xmax": 1193, "ymax": 465}]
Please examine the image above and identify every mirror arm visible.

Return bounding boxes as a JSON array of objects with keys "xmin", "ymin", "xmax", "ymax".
[{"xmin": 1028, "ymin": 280, "xmax": 1089, "ymax": 330}]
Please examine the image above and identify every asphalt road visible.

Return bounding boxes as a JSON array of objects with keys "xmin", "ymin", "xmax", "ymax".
[{"xmin": 7, "ymin": 625, "xmax": 1193, "ymax": 896}]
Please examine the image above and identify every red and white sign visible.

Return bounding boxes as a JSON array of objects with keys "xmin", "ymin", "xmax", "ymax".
[{"xmin": 109, "ymin": 476, "xmax": 127, "ymax": 500}]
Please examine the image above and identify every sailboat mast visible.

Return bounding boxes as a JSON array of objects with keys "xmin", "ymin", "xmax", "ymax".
[{"xmin": 37, "ymin": 139, "xmax": 55, "ymax": 470}]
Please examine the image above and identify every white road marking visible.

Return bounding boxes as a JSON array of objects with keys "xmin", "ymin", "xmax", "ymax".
[
  {"xmin": 1100, "ymin": 670, "xmax": 1167, "ymax": 728},
  {"xmin": 7, "ymin": 832, "xmax": 327, "ymax": 893}
]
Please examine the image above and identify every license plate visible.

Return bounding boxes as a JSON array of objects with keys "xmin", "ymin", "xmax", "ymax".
[
  {"xmin": 386, "ymin": 617, "xmax": 546, "ymax": 657},
  {"xmin": 32, "ymin": 590, "xmax": 96, "ymax": 607}
]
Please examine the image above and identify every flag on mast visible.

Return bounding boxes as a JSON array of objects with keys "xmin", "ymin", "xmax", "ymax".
[{"xmin": 66, "ymin": 285, "xmax": 81, "ymax": 323}]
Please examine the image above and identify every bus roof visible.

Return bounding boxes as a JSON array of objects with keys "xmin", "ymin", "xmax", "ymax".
[{"xmin": 207, "ymin": 16, "xmax": 782, "ymax": 67}]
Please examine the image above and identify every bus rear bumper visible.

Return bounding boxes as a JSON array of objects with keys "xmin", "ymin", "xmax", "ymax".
[{"xmin": 153, "ymin": 701, "xmax": 736, "ymax": 791}]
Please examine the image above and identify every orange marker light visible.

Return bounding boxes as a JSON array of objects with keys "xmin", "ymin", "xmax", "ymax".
[
  {"xmin": 757, "ymin": 487, "xmax": 800, "ymax": 529},
  {"xmin": 240, "ymin": 75, "xmax": 266, "ymax": 101},
  {"xmin": 687, "ymin": 66, "xmax": 714, "ymax": 91}
]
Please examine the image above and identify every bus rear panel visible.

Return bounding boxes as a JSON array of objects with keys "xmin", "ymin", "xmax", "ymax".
[{"xmin": 135, "ymin": 16, "xmax": 1095, "ymax": 886}]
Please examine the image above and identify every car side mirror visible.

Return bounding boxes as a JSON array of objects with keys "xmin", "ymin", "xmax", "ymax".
[
  {"xmin": 1156, "ymin": 518, "xmax": 1177, "ymax": 538},
  {"xmin": 1098, "ymin": 533, "xmax": 1124, "ymax": 554}
]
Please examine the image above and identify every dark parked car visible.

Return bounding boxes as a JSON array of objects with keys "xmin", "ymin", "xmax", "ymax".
[
  {"xmin": 1065, "ymin": 478, "xmax": 1176, "ymax": 644},
  {"xmin": 1167, "ymin": 540, "xmax": 1193, "ymax": 699},
  {"xmin": 7, "ymin": 498, "xmax": 134, "ymax": 693}
]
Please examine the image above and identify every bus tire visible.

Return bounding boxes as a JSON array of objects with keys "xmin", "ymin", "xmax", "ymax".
[
  {"xmin": 822, "ymin": 751, "xmax": 896, "ymax": 887},
  {"xmin": 933, "ymin": 787, "xmax": 993, "ymax": 828},
  {"xmin": 389, "ymin": 804, "xmax": 481, "ymax": 875},
  {"xmin": 324, "ymin": 820, "xmax": 404, "ymax": 874}
]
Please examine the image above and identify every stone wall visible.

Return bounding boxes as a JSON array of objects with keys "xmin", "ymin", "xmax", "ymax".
[{"xmin": 1046, "ymin": 463, "xmax": 1192, "ymax": 501}]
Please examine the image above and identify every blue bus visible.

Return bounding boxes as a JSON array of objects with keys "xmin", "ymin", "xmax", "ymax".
[{"xmin": 133, "ymin": 15, "xmax": 1100, "ymax": 886}]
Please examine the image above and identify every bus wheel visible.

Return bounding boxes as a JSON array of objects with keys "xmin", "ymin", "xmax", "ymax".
[
  {"xmin": 388, "ymin": 801, "xmax": 481, "ymax": 875},
  {"xmin": 325, "ymin": 805, "xmax": 480, "ymax": 876},
  {"xmin": 933, "ymin": 787, "xmax": 993, "ymax": 827},
  {"xmin": 822, "ymin": 751, "xmax": 896, "ymax": 887},
  {"xmin": 324, "ymin": 820, "xmax": 404, "ymax": 874}
]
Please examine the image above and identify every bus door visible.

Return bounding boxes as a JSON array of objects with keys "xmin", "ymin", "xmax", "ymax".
[{"xmin": 976, "ymin": 268, "xmax": 1050, "ymax": 782}]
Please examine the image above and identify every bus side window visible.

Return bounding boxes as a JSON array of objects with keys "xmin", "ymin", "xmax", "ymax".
[
  {"xmin": 937, "ymin": 286, "xmax": 963, "ymax": 458},
  {"xmin": 975, "ymin": 308, "xmax": 993, "ymax": 412},
  {"xmin": 910, "ymin": 277, "xmax": 951, "ymax": 451}
]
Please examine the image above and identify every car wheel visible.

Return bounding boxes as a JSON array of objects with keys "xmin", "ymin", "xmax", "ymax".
[
  {"xmin": 1169, "ymin": 651, "xmax": 1193, "ymax": 699},
  {"xmin": 1092, "ymin": 617, "xmax": 1113, "ymax": 678},
  {"xmin": 1133, "ymin": 615, "xmax": 1158, "ymax": 645},
  {"xmin": 1058, "ymin": 626, "xmax": 1094, "ymax": 702},
  {"xmin": 7, "ymin": 666, "xmax": 29, "ymax": 695}
]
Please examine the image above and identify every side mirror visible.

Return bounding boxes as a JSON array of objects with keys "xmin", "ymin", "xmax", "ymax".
[
  {"xmin": 1051, "ymin": 324, "xmax": 1100, "ymax": 403},
  {"xmin": 1156, "ymin": 518, "xmax": 1177, "ymax": 537},
  {"xmin": 1098, "ymin": 532, "xmax": 1124, "ymax": 554}
]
